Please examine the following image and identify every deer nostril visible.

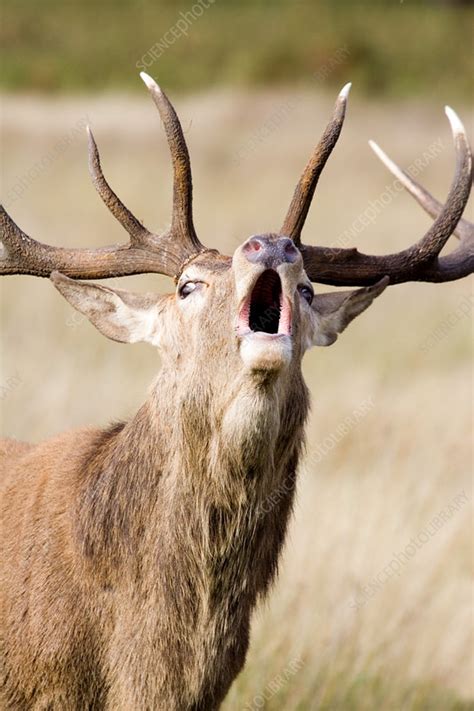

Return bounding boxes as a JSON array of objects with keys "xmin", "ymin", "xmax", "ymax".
[
  {"xmin": 281, "ymin": 238, "xmax": 299, "ymax": 263},
  {"xmin": 244, "ymin": 237, "xmax": 264, "ymax": 256}
]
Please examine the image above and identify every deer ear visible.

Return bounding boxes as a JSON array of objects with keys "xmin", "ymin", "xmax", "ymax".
[
  {"xmin": 51, "ymin": 272, "xmax": 164, "ymax": 345},
  {"xmin": 311, "ymin": 277, "xmax": 389, "ymax": 346}
]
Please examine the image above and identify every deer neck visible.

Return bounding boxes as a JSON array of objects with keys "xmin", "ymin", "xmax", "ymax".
[{"xmin": 78, "ymin": 363, "xmax": 309, "ymax": 602}]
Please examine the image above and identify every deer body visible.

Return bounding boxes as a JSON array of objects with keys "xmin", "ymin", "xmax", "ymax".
[
  {"xmin": 1, "ymin": 73, "xmax": 472, "ymax": 709},
  {"xmin": 1, "ymin": 262, "xmax": 309, "ymax": 708}
]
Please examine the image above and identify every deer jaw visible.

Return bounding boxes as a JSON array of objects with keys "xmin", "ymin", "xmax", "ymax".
[{"xmin": 233, "ymin": 237, "xmax": 304, "ymax": 372}]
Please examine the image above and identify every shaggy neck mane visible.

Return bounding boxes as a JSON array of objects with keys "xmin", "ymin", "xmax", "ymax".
[{"xmin": 76, "ymin": 367, "xmax": 309, "ymax": 596}]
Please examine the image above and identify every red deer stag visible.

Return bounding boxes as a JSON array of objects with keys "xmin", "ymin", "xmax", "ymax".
[{"xmin": 1, "ymin": 74, "xmax": 472, "ymax": 709}]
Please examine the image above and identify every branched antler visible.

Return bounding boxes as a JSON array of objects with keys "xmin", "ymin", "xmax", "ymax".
[
  {"xmin": 0, "ymin": 73, "xmax": 208, "ymax": 280},
  {"xmin": 282, "ymin": 98, "xmax": 473, "ymax": 285},
  {"xmin": 368, "ymin": 138, "xmax": 473, "ymax": 282}
]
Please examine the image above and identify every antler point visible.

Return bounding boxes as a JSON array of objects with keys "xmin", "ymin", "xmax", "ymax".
[
  {"xmin": 140, "ymin": 71, "xmax": 161, "ymax": 93},
  {"xmin": 445, "ymin": 106, "xmax": 465, "ymax": 138},
  {"xmin": 339, "ymin": 82, "xmax": 352, "ymax": 100}
]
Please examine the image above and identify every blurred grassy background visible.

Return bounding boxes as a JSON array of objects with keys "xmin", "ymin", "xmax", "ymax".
[
  {"xmin": 1, "ymin": 1, "xmax": 473, "ymax": 709},
  {"xmin": 1, "ymin": 0, "xmax": 474, "ymax": 98},
  {"xmin": 1, "ymin": 89, "xmax": 473, "ymax": 709}
]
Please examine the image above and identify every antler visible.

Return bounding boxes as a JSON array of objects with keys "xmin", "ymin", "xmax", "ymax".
[
  {"xmin": 281, "ymin": 83, "xmax": 351, "ymax": 246},
  {"xmin": 283, "ymin": 96, "xmax": 473, "ymax": 286},
  {"xmin": 0, "ymin": 73, "xmax": 209, "ymax": 280},
  {"xmin": 369, "ymin": 139, "xmax": 473, "ymax": 244},
  {"xmin": 2, "ymin": 79, "xmax": 472, "ymax": 288}
]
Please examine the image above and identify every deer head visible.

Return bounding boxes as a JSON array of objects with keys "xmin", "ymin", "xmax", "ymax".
[{"xmin": 1, "ymin": 75, "xmax": 472, "ymax": 381}]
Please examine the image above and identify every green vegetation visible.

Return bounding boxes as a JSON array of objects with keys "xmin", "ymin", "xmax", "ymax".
[{"xmin": 2, "ymin": 0, "xmax": 473, "ymax": 98}]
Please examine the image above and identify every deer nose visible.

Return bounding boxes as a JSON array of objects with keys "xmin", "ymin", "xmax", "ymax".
[{"xmin": 242, "ymin": 236, "xmax": 299, "ymax": 267}]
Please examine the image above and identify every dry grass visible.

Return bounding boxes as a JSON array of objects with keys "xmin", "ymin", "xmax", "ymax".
[{"xmin": 1, "ymin": 89, "xmax": 473, "ymax": 709}]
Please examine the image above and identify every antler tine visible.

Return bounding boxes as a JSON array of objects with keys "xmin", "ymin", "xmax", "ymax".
[
  {"xmin": 300, "ymin": 106, "xmax": 473, "ymax": 286},
  {"xmin": 87, "ymin": 126, "xmax": 154, "ymax": 246},
  {"xmin": 369, "ymin": 138, "xmax": 473, "ymax": 244},
  {"xmin": 281, "ymin": 83, "xmax": 351, "ymax": 246},
  {"xmin": 140, "ymin": 72, "xmax": 204, "ymax": 253}
]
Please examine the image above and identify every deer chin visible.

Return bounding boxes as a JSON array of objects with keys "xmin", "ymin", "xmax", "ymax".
[
  {"xmin": 237, "ymin": 269, "xmax": 293, "ymax": 371},
  {"xmin": 239, "ymin": 332, "xmax": 293, "ymax": 371}
]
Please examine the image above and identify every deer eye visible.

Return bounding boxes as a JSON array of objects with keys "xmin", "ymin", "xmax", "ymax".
[
  {"xmin": 298, "ymin": 284, "xmax": 314, "ymax": 306},
  {"xmin": 178, "ymin": 281, "xmax": 201, "ymax": 299}
]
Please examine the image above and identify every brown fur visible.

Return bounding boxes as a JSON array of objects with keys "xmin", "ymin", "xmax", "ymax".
[{"xmin": 1, "ymin": 238, "xmax": 384, "ymax": 709}]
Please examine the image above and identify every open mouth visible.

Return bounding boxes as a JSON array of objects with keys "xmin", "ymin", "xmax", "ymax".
[{"xmin": 238, "ymin": 269, "xmax": 292, "ymax": 337}]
